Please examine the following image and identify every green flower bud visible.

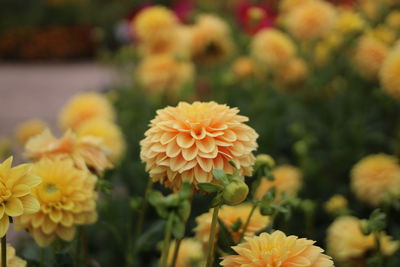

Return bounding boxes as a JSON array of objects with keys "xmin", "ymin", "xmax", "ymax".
[
  {"xmin": 222, "ymin": 178, "xmax": 249, "ymax": 206},
  {"xmin": 360, "ymin": 219, "xmax": 371, "ymax": 235},
  {"xmin": 255, "ymin": 154, "xmax": 275, "ymax": 169}
]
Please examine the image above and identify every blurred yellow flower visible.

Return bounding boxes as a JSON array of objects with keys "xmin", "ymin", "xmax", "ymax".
[
  {"xmin": 167, "ymin": 238, "xmax": 204, "ymax": 267},
  {"xmin": 279, "ymin": 0, "xmax": 313, "ymax": 13},
  {"xmin": 255, "ymin": 164, "xmax": 302, "ymax": 201},
  {"xmin": 0, "ymin": 243, "xmax": 26, "ymax": 267},
  {"xmin": 16, "ymin": 157, "xmax": 97, "ymax": 247},
  {"xmin": 251, "ymin": 29, "xmax": 295, "ymax": 71},
  {"xmin": 0, "ymin": 157, "xmax": 41, "ymax": 237},
  {"xmin": 380, "ymin": 46, "xmax": 400, "ymax": 99},
  {"xmin": 25, "ymin": 129, "xmax": 112, "ymax": 173},
  {"xmin": 15, "ymin": 119, "xmax": 47, "ymax": 145},
  {"xmin": 285, "ymin": 0, "xmax": 337, "ymax": 41},
  {"xmin": 386, "ymin": 11, "xmax": 400, "ymax": 30},
  {"xmin": 231, "ymin": 57, "xmax": 255, "ymax": 80},
  {"xmin": 368, "ymin": 25, "xmax": 397, "ymax": 45},
  {"xmin": 59, "ymin": 92, "xmax": 116, "ymax": 130},
  {"xmin": 194, "ymin": 203, "xmax": 269, "ymax": 244},
  {"xmin": 75, "ymin": 119, "xmax": 125, "ymax": 164},
  {"xmin": 351, "ymin": 154, "xmax": 400, "ymax": 206},
  {"xmin": 353, "ymin": 36, "xmax": 388, "ymax": 79},
  {"xmin": 136, "ymin": 54, "xmax": 194, "ymax": 95},
  {"xmin": 335, "ymin": 10, "xmax": 365, "ymax": 35},
  {"xmin": 140, "ymin": 101, "xmax": 258, "ymax": 191},
  {"xmin": 221, "ymin": 230, "xmax": 334, "ymax": 267},
  {"xmin": 133, "ymin": 6, "xmax": 179, "ymax": 45},
  {"xmin": 276, "ymin": 57, "xmax": 308, "ymax": 88},
  {"xmin": 327, "ymin": 216, "xmax": 399, "ymax": 262},
  {"xmin": 189, "ymin": 14, "xmax": 234, "ymax": 64},
  {"xmin": 324, "ymin": 194, "xmax": 348, "ymax": 215}
]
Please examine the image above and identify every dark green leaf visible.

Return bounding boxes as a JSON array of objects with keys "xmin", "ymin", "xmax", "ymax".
[{"xmin": 198, "ymin": 182, "xmax": 224, "ymax": 193}]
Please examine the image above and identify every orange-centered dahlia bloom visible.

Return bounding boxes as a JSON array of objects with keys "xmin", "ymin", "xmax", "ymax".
[
  {"xmin": 25, "ymin": 129, "xmax": 112, "ymax": 173},
  {"xmin": 351, "ymin": 153, "xmax": 400, "ymax": 206},
  {"xmin": 0, "ymin": 243, "xmax": 26, "ymax": 267},
  {"xmin": 16, "ymin": 157, "xmax": 98, "ymax": 247},
  {"xmin": 140, "ymin": 101, "xmax": 258, "ymax": 190},
  {"xmin": 0, "ymin": 157, "xmax": 41, "ymax": 237},
  {"xmin": 59, "ymin": 92, "xmax": 116, "ymax": 130},
  {"xmin": 220, "ymin": 230, "xmax": 334, "ymax": 267},
  {"xmin": 194, "ymin": 204, "xmax": 269, "ymax": 244}
]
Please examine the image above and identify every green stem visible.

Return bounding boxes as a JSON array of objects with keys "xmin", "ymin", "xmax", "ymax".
[
  {"xmin": 1, "ymin": 235, "xmax": 6, "ymax": 267},
  {"xmin": 374, "ymin": 232, "xmax": 384, "ymax": 267},
  {"xmin": 161, "ymin": 213, "xmax": 175, "ymax": 267},
  {"xmin": 40, "ymin": 248, "xmax": 45, "ymax": 267},
  {"xmin": 206, "ymin": 205, "xmax": 221, "ymax": 267},
  {"xmin": 238, "ymin": 202, "xmax": 257, "ymax": 243},
  {"xmin": 130, "ymin": 180, "xmax": 153, "ymax": 264}
]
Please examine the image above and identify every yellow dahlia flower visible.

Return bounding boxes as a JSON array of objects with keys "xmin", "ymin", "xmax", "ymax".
[
  {"xmin": 386, "ymin": 11, "xmax": 400, "ymax": 30},
  {"xmin": 327, "ymin": 216, "xmax": 399, "ymax": 262},
  {"xmin": 140, "ymin": 101, "xmax": 258, "ymax": 191},
  {"xmin": 16, "ymin": 157, "xmax": 97, "ymax": 247},
  {"xmin": 0, "ymin": 243, "xmax": 26, "ymax": 267},
  {"xmin": 251, "ymin": 29, "xmax": 295, "ymax": 71},
  {"xmin": 276, "ymin": 57, "xmax": 308, "ymax": 88},
  {"xmin": 0, "ymin": 157, "xmax": 41, "ymax": 237},
  {"xmin": 168, "ymin": 238, "xmax": 204, "ymax": 267},
  {"xmin": 59, "ymin": 92, "xmax": 116, "ymax": 130},
  {"xmin": 231, "ymin": 57, "xmax": 255, "ymax": 80},
  {"xmin": 25, "ymin": 129, "xmax": 112, "ymax": 173},
  {"xmin": 136, "ymin": 54, "xmax": 194, "ymax": 95},
  {"xmin": 351, "ymin": 154, "xmax": 400, "ymax": 206},
  {"xmin": 133, "ymin": 6, "xmax": 178, "ymax": 45},
  {"xmin": 380, "ymin": 46, "xmax": 400, "ymax": 99},
  {"xmin": 194, "ymin": 203, "xmax": 269, "ymax": 244},
  {"xmin": 15, "ymin": 119, "xmax": 47, "ymax": 145},
  {"xmin": 324, "ymin": 194, "xmax": 348, "ymax": 215},
  {"xmin": 353, "ymin": 36, "xmax": 389, "ymax": 79},
  {"xmin": 335, "ymin": 10, "xmax": 365, "ymax": 35},
  {"xmin": 255, "ymin": 164, "xmax": 302, "ymax": 201},
  {"xmin": 189, "ymin": 14, "xmax": 234, "ymax": 64},
  {"xmin": 221, "ymin": 230, "xmax": 334, "ymax": 267},
  {"xmin": 368, "ymin": 26, "xmax": 397, "ymax": 46},
  {"xmin": 75, "ymin": 119, "xmax": 126, "ymax": 163},
  {"xmin": 285, "ymin": 0, "xmax": 337, "ymax": 41}
]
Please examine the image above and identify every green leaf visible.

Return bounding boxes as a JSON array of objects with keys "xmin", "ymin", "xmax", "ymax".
[
  {"xmin": 129, "ymin": 196, "xmax": 143, "ymax": 211},
  {"xmin": 179, "ymin": 183, "xmax": 193, "ymax": 199},
  {"xmin": 177, "ymin": 200, "xmax": 191, "ymax": 222},
  {"xmin": 136, "ymin": 220, "xmax": 166, "ymax": 251},
  {"xmin": 198, "ymin": 182, "xmax": 224, "ymax": 193},
  {"xmin": 211, "ymin": 193, "xmax": 223, "ymax": 208},
  {"xmin": 217, "ymin": 219, "xmax": 235, "ymax": 254},
  {"xmin": 172, "ymin": 214, "xmax": 185, "ymax": 239},
  {"xmin": 231, "ymin": 218, "xmax": 243, "ymax": 232},
  {"xmin": 212, "ymin": 169, "xmax": 229, "ymax": 184}
]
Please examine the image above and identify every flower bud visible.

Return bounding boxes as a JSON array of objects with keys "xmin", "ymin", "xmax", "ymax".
[
  {"xmin": 255, "ymin": 154, "xmax": 275, "ymax": 169},
  {"xmin": 360, "ymin": 219, "xmax": 371, "ymax": 235},
  {"xmin": 222, "ymin": 178, "xmax": 249, "ymax": 206}
]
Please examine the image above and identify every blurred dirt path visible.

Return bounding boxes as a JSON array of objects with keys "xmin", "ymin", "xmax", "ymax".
[{"xmin": 0, "ymin": 62, "xmax": 116, "ymax": 136}]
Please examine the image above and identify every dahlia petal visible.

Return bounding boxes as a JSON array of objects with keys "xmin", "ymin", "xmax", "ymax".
[
  {"xmin": 220, "ymin": 129, "xmax": 237, "ymax": 142},
  {"xmin": 160, "ymin": 132, "xmax": 177, "ymax": 145},
  {"xmin": 11, "ymin": 184, "xmax": 31, "ymax": 197},
  {"xmin": 213, "ymin": 156, "xmax": 225, "ymax": 169},
  {"xmin": 41, "ymin": 218, "xmax": 57, "ymax": 234},
  {"xmin": 206, "ymin": 131, "xmax": 225, "ymax": 137},
  {"xmin": 179, "ymin": 160, "xmax": 197, "ymax": 173},
  {"xmin": 167, "ymin": 169, "xmax": 178, "ymax": 181},
  {"xmin": 196, "ymin": 136, "xmax": 216, "ymax": 153},
  {"xmin": 170, "ymin": 155, "xmax": 186, "ymax": 172},
  {"xmin": 20, "ymin": 195, "xmax": 40, "ymax": 214},
  {"xmin": 33, "ymin": 230, "xmax": 54, "ymax": 247},
  {"xmin": 198, "ymin": 147, "xmax": 218, "ymax": 159},
  {"xmin": 150, "ymin": 132, "xmax": 163, "ymax": 142},
  {"xmin": 56, "ymin": 226, "xmax": 75, "ymax": 241},
  {"xmin": 194, "ymin": 166, "xmax": 210, "ymax": 183},
  {"xmin": 166, "ymin": 141, "xmax": 181, "ymax": 157},
  {"xmin": 5, "ymin": 197, "xmax": 24, "ymax": 217},
  {"xmin": 182, "ymin": 146, "xmax": 198, "ymax": 161},
  {"xmin": 176, "ymin": 133, "xmax": 195, "ymax": 148},
  {"xmin": 197, "ymin": 157, "xmax": 213, "ymax": 172},
  {"xmin": 32, "ymin": 213, "xmax": 45, "ymax": 228},
  {"xmin": 286, "ymin": 256, "xmax": 311, "ymax": 266},
  {"xmin": 49, "ymin": 209, "xmax": 62, "ymax": 223},
  {"xmin": 0, "ymin": 215, "xmax": 9, "ymax": 237},
  {"xmin": 190, "ymin": 127, "xmax": 207, "ymax": 140},
  {"xmin": 7, "ymin": 164, "xmax": 32, "ymax": 187},
  {"xmin": 151, "ymin": 142, "xmax": 166, "ymax": 153},
  {"xmin": 215, "ymin": 140, "xmax": 234, "ymax": 147},
  {"xmin": 60, "ymin": 212, "xmax": 74, "ymax": 227}
]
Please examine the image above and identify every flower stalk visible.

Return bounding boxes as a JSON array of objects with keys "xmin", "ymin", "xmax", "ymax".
[
  {"xmin": 161, "ymin": 213, "xmax": 174, "ymax": 267},
  {"xmin": 206, "ymin": 204, "xmax": 221, "ymax": 267},
  {"xmin": 1, "ymin": 235, "xmax": 6, "ymax": 267}
]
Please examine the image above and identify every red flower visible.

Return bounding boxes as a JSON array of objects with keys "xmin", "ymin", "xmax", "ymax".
[{"xmin": 235, "ymin": 1, "xmax": 277, "ymax": 35}]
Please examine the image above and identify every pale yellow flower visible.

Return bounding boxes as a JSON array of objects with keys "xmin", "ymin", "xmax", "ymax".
[
  {"xmin": 59, "ymin": 92, "xmax": 116, "ymax": 130},
  {"xmin": 255, "ymin": 164, "xmax": 302, "ymax": 201},
  {"xmin": 353, "ymin": 35, "xmax": 389, "ymax": 79},
  {"xmin": 324, "ymin": 194, "xmax": 348, "ymax": 214},
  {"xmin": 25, "ymin": 129, "xmax": 112, "ymax": 173},
  {"xmin": 16, "ymin": 157, "xmax": 97, "ymax": 247},
  {"xmin": 380, "ymin": 46, "xmax": 400, "ymax": 99},
  {"xmin": 0, "ymin": 157, "xmax": 41, "ymax": 237},
  {"xmin": 251, "ymin": 29, "xmax": 295, "ymax": 71},
  {"xmin": 75, "ymin": 119, "xmax": 125, "ymax": 164},
  {"xmin": 351, "ymin": 154, "xmax": 400, "ymax": 206},
  {"xmin": 0, "ymin": 243, "xmax": 26, "ymax": 267},
  {"xmin": 327, "ymin": 216, "xmax": 399, "ymax": 262},
  {"xmin": 231, "ymin": 57, "xmax": 255, "ymax": 80},
  {"xmin": 194, "ymin": 203, "xmax": 269, "ymax": 244},
  {"xmin": 285, "ymin": 0, "xmax": 337, "ymax": 41},
  {"xmin": 189, "ymin": 14, "xmax": 234, "ymax": 64},
  {"xmin": 167, "ymin": 238, "xmax": 204, "ymax": 267},
  {"xmin": 136, "ymin": 54, "xmax": 194, "ymax": 95},
  {"xmin": 140, "ymin": 101, "xmax": 258, "ymax": 191},
  {"xmin": 221, "ymin": 230, "xmax": 334, "ymax": 267},
  {"xmin": 15, "ymin": 119, "xmax": 47, "ymax": 145}
]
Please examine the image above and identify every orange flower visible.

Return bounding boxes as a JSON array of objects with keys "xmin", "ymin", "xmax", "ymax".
[
  {"xmin": 232, "ymin": 57, "xmax": 255, "ymax": 80},
  {"xmin": 25, "ymin": 129, "xmax": 112, "ymax": 173},
  {"xmin": 140, "ymin": 101, "xmax": 258, "ymax": 190},
  {"xmin": 221, "ymin": 230, "xmax": 334, "ymax": 267},
  {"xmin": 194, "ymin": 204, "xmax": 269, "ymax": 244}
]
